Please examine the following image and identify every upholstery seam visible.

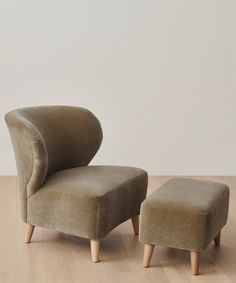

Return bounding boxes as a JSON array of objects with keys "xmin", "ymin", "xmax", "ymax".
[
  {"xmin": 10, "ymin": 125, "xmax": 34, "ymax": 223},
  {"xmin": 96, "ymin": 199, "xmax": 101, "ymax": 239},
  {"xmin": 146, "ymin": 190, "xmax": 229, "ymax": 216}
]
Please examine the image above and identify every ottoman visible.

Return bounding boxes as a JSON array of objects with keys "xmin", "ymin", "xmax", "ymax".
[{"xmin": 139, "ymin": 178, "xmax": 230, "ymax": 275}]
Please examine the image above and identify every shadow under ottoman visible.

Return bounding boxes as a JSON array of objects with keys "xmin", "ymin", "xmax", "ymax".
[{"xmin": 139, "ymin": 178, "xmax": 230, "ymax": 275}]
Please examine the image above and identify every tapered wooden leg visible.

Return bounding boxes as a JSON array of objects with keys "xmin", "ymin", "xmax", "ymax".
[
  {"xmin": 90, "ymin": 239, "xmax": 100, "ymax": 263},
  {"xmin": 190, "ymin": 251, "xmax": 200, "ymax": 275},
  {"xmin": 24, "ymin": 224, "xmax": 35, "ymax": 244},
  {"xmin": 143, "ymin": 244, "xmax": 155, "ymax": 268},
  {"xmin": 214, "ymin": 231, "xmax": 221, "ymax": 246},
  {"xmin": 131, "ymin": 215, "xmax": 139, "ymax": 235}
]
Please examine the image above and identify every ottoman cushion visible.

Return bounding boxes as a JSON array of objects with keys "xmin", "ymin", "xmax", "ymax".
[{"xmin": 140, "ymin": 178, "xmax": 229, "ymax": 251}]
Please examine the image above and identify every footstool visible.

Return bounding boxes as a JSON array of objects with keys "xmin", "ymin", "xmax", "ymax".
[{"xmin": 139, "ymin": 178, "xmax": 229, "ymax": 275}]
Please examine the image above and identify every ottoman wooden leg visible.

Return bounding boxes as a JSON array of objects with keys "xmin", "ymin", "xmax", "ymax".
[
  {"xmin": 143, "ymin": 244, "xmax": 155, "ymax": 268},
  {"xmin": 190, "ymin": 251, "xmax": 200, "ymax": 275},
  {"xmin": 90, "ymin": 239, "xmax": 100, "ymax": 263},
  {"xmin": 131, "ymin": 215, "xmax": 139, "ymax": 235},
  {"xmin": 214, "ymin": 231, "xmax": 221, "ymax": 246}
]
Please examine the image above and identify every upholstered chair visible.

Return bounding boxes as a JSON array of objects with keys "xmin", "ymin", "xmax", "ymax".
[{"xmin": 5, "ymin": 106, "xmax": 148, "ymax": 262}]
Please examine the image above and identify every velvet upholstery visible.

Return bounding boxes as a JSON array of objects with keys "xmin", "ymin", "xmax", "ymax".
[
  {"xmin": 5, "ymin": 106, "xmax": 148, "ymax": 239},
  {"xmin": 140, "ymin": 178, "xmax": 229, "ymax": 251},
  {"xmin": 28, "ymin": 165, "xmax": 147, "ymax": 239}
]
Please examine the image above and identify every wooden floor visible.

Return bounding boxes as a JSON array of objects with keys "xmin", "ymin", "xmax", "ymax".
[{"xmin": 0, "ymin": 176, "xmax": 236, "ymax": 283}]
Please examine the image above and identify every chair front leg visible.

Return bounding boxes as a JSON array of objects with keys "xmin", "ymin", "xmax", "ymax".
[{"xmin": 24, "ymin": 224, "xmax": 35, "ymax": 243}]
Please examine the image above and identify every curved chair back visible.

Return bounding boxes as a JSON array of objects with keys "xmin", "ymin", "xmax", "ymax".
[{"xmin": 5, "ymin": 106, "xmax": 103, "ymax": 220}]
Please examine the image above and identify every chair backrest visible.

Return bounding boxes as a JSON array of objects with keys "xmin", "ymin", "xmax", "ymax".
[{"xmin": 5, "ymin": 106, "xmax": 103, "ymax": 221}]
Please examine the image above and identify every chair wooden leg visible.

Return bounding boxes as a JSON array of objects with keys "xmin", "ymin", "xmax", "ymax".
[
  {"xmin": 190, "ymin": 251, "xmax": 200, "ymax": 275},
  {"xmin": 214, "ymin": 231, "xmax": 221, "ymax": 246},
  {"xmin": 24, "ymin": 224, "xmax": 35, "ymax": 244},
  {"xmin": 131, "ymin": 215, "xmax": 139, "ymax": 235},
  {"xmin": 143, "ymin": 244, "xmax": 155, "ymax": 268},
  {"xmin": 90, "ymin": 239, "xmax": 100, "ymax": 263}
]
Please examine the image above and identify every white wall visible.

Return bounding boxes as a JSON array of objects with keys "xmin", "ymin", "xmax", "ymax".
[{"xmin": 1, "ymin": 0, "xmax": 236, "ymax": 175}]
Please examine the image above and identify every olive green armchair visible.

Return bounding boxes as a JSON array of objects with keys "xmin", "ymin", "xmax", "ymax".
[{"xmin": 5, "ymin": 106, "xmax": 148, "ymax": 262}]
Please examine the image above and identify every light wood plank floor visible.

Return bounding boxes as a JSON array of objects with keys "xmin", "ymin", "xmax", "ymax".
[{"xmin": 0, "ymin": 176, "xmax": 236, "ymax": 283}]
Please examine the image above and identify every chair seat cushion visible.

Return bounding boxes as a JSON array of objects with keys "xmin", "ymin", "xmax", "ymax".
[
  {"xmin": 140, "ymin": 178, "xmax": 229, "ymax": 251},
  {"xmin": 27, "ymin": 166, "xmax": 147, "ymax": 239}
]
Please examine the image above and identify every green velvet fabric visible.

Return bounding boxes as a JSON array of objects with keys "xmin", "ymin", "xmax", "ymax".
[
  {"xmin": 140, "ymin": 178, "xmax": 229, "ymax": 251},
  {"xmin": 5, "ymin": 106, "xmax": 148, "ymax": 239}
]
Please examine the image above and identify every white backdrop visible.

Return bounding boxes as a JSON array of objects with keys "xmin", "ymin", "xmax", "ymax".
[{"xmin": 1, "ymin": 1, "xmax": 236, "ymax": 175}]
